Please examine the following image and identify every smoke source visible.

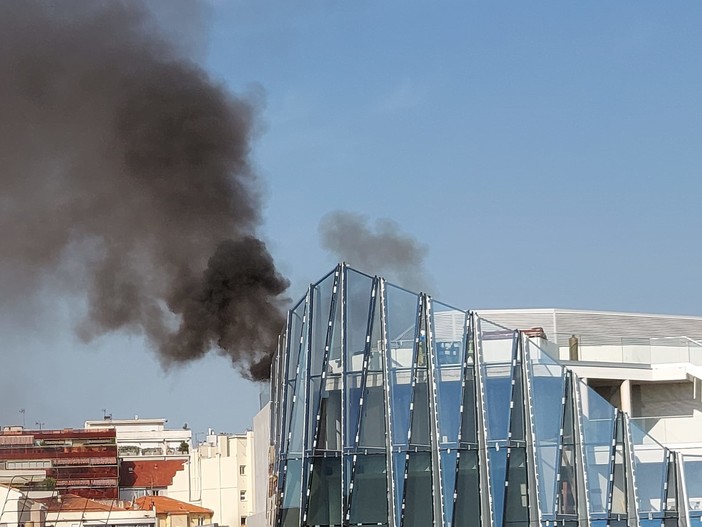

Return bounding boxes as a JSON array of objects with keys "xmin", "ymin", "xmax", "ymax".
[
  {"xmin": 319, "ymin": 211, "xmax": 431, "ymax": 292},
  {"xmin": 0, "ymin": 1, "xmax": 288, "ymax": 381}
]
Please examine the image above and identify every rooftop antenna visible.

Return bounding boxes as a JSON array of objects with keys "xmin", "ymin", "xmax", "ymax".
[{"xmin": 19, "ymin": 409, "xmax": 25, "ymax": 428}]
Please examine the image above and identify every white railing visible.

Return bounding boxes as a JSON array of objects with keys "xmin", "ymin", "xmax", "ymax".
[{"xmin": 554, "ymin": 334, "xmax": 702, "ymax": 367}]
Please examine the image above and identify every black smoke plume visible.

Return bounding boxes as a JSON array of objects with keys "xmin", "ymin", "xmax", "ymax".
[
  {"xmin": 319, "ymin": 211, "xmax": 431, "ymax": 292},
  {"xmin": 0, "ymin": 1, "xmax": 288, "ymax": 381}
]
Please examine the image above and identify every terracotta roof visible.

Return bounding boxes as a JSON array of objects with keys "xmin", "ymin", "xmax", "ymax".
[
  {"xmin": 120, "ymin": 460, "xmax": 186, "ymax": 488},
  {"xmin": 37, "ymin": 494, "xmax": 126, "ymax": 512},
  {"xmin": 135, "ymin": 496, "xmax": 213, "ymax": 515}
]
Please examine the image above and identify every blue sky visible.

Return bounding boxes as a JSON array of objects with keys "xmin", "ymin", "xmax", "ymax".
[{"xmin": 4, "ymin": 1, "xmax": 702, "ymax": 436}]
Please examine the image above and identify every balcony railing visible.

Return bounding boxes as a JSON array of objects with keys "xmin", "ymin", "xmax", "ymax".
[{"xmin": 554, "ymin": 334, "xmax": 702, "ymax": 367}]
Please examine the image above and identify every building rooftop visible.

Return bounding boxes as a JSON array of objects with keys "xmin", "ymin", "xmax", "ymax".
[
  {"xmin": 37, "ymin": 494, "xmax": 125, "ymax": 513},
  {"xmin": 120, "ymin": 460, "xmax": 186, "ymax": 488},
  {"xmin": 135, "ymin": 496, "xmax": 212, "ymax": 515}
]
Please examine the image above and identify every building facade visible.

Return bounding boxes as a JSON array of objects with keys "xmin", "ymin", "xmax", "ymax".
[
  {"xmin": 0, "ymin": 428, "xmax": 119, "ymax": 499},
  {"xmin": 84, "ymin": 418, "xmax": 191, "ymax": 460},
  {"xmin": 168, "ymin": 430, "xmax": 255, "ymax": 527},
  {"xmin": 269, "ymin": 264, "xmax": 702, "ymax": 527}
]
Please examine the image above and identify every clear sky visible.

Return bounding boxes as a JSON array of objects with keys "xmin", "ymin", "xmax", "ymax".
[{"xmin": 4, "ymin": 1, "xmax": 702, "ymax": 437}]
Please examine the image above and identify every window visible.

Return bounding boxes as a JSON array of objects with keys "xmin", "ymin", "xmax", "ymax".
[
  {"xmin": 240, "ymin": 490, "xmax": 246, "ymax": 501},
  {"xmin": 239, "ymin": 465, "xmax": 246, "ymax": 475},
  {"xmin": 241, "ymin": 517, "xmax": 246, "ymax": 526}
]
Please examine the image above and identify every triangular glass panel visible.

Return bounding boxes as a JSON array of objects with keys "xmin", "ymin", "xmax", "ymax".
[
  {"xmin": 610, "ymin": 414, "xmax": 627, "ymax": 515},
  {"xmin": 348, "ymin": 454, "xmax": 389, "ymax": 524},
  {"xmin": 306, "ymin": 457, "xmax": 342, "ymax": 526},
  {"xmin": 503, "ymin": 447, "xmax": 530, "ymax": 527},
  {"xmin": 393, "ymin": 452, "xmax": 406, "ymax": 523},
  {"xmin": 529, "ymin": 338, "xmax": 566, "ymax": 517},
  {"xmin": 460, "ymin": 367, "xmax": 478, "ymax": 445},
  {"xmin": 345, "ymin": 268, "xmax": 374, "ymax": 373},
  {"xmin": 433, "ymin": 302, "xmax": 467, "ymax": 446},
  {"xmin": 367, "ymin": 281, "xmax": 384, "ymax": 372},
  {"xmin": 664, "ymin": 452, "xmax": 678, "ymax": 519},
  {"xmin": 344, "ymin": 373, "xmax": 362, "ymax": 448},
  {"xmin": 557, "ymin": 375, "xmax": 578, "ymax": 517},
  {"xmin": 280, "ymin": 458, "xmax": 303, "ymax": 527},
  {"xmin": 629, "ymin": 419, "xmax": 667, "ymax": 516},
  {"xmin": 453, "ymin": 450, "xmax": 480, "ymax": 527},
  {"xmin": 358, "ymin": 372, "xmax": 387, "ymax": 449},
  {"xmin": 578, "ymin": 380, "xmax": 617, "ymax": 515},
  {"xmin": 287, "ymin": 303, "xmax": 310, "ymax": 455},
  {"xmin": 488, "ymin": 447, "xmax": 508, "ymax": 527},
  {"xmin": 440, "ymin": 450, "xmax": 458, "ymax": 527},
  {"xmin": 509, "ymin": 357, "xmax": 525, "ymax": 442},
  {"xmin": 409, "ymin": 302, "xmax": 431, "ymax": 448},
  {"xmin": 310, "ymin": 269, "xmax": 336, "ymax": 377},
  {"xmin": 386, "ymin": 284, "xmax": 420, "ymax": 447},
  {"xmin": 403, "ymin": 452, "xmax": 433, "ymax": 527},
  {"xmin": 484, "ymin": 362, "xmax": 513, "ymax": 441}
]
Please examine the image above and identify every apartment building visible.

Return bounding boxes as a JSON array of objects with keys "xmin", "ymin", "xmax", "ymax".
[{"xmin": 0, "ymin": 427, "xmax": 119, "ymax": 499}]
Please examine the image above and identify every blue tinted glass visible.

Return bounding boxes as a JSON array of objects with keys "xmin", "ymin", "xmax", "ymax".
[
  {"xmin": 390, "ymin": 370, "xmax": 412, "ymax": 447},
  {"xmin": 282, "ymin": 458, "xmax": 303, "ymax": 512},
  {"xmin": 530, "ymin": 357, "xmax": 566, "ymax": 516},
  {"xmin": 403, "ymin": 452, "xmax": 433, "ymax": 527},
  {"xmin": 489, "ymin": 447, "xmax": 508, "ymax": 527},
  {"xmin": 484, "ymin": 364, "xmax": 512, "ymax": 441},
  {"xmin": 436, "ymin": 366, "xmax": 462, "ymax": 445},
  {"xmin": 440, "ymin": 450, "xmax": 458, "ymax": 527},
  {"xmin": 684, "ymin": 457, "xmax": 702, "ymax": 514}
]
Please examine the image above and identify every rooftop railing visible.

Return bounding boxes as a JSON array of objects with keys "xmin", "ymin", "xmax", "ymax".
[{"xmin": 554, "ymin": 334, "xmax": 702, "ymax": 367}]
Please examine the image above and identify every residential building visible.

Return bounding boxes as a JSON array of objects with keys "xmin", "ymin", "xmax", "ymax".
[
  {"xmin": 39, "ymin": 493, "xmax": 156, "ymax": 527},
  {"xmin": 84, "ymin": 418, "xmax": 191, "ymax": 460},
  {"xmin": 268, "ymin": 264, "xmax": 702, "ymax": 527},
  {"xmin": 246, "ymin": 404, "xmax": 272, "ymax": 527},
  {"xmin": 0, "ymin": 427, "xmax": 119, "ymax": 499},
  {"xmin": 134, "ymin": 495, "xmax": 212, "ymax": 527},
  {"xmin": 119, "ymin": 460, "xmax": 187, "ymax": 501},
  {"xmin": 0, "ymin": 484, "xmax": 45, "ymax": 526},
  {"xmin": 169, "ymin": 430, "xmax": 254, "ymax": 527}
]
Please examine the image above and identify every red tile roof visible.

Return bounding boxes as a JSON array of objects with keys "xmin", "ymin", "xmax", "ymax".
[
  {"xmin": 135, "ymin": 496, "xmax": 213, "ymax": 515},
  {"xmin": 120, "ymin": 460, "xmax": 186, "ymax": 488},
  {"xmin": 37, "ymin": 494, "xmax": 126, "ymax": 513}
]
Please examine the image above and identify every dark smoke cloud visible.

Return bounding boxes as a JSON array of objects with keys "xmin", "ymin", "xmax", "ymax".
[
  {"xmin": 319, "ymin": 211, "xmax": 431, "ymax": 292},
  {"xmin": 0, "ymin": 1, "xmax": 288, "ymax": 381}
]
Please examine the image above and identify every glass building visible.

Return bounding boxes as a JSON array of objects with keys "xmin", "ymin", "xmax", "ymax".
[{"xmin": 269, "ymin": 264, "xmax": 701, "ymax": 527}]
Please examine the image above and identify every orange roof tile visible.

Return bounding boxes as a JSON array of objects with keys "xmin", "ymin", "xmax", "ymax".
[
  {"xmin": 37, "ymin": 494, "xmax": 126, "ymax": 513},
  {"xmin": 135, "ymin": 496, "xmax": 213, "ymax": 515},
  {"xmin": 120, "ymin": 460, "xmax": 186, "ymax": 488}
]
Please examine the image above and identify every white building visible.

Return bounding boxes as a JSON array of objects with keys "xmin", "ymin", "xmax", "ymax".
[
  {"xmin": 168, "ymin": 430, "xmax": 255, "ymax": 527},
  {"xmin": 0, "ymin": 484, "xmax": 45, "ymax": 527},
  {"xmin": 84, "ymin": 418, "xmax": 191, "ymax": 460},
  {"xmin": 477, "ymin": 308, "xmax": 702, "ymax": 457}
]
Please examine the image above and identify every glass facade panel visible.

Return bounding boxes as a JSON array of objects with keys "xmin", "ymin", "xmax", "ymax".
[
  {"xmin": 403, "ymin": 452, "xmax": 433, "ymax": 527},
  {"xmin": 348, "ymin": 454, "xmax": 389, "ymax": 524},
  {"xmin": 454, "ymin": 450, "xmax": 480, "ymax": 527},
  {"xmin": 504, "ymin": 448, "xmax": 529, "ymax": 527},
  {"xmin": 484, "ymin": 364, "xmax": 512, "ymax": 442},
  {"xmin": 579, "ymin": 381, "xmax": 617, "ymax": 515},
  {"xmin": 345, "ymin": 269, "xmax": 374, "ymax": 372},
  {"xmin": 529, "ymin": 351, "xmax": 565, "ymax": 517},
  {"xmin": 271, "ymin": 265, "xmax": 698, "ymax": 527},
  {"xmin": 307, "ymin": 457, "xmax": 341, "ymax": 526}
]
